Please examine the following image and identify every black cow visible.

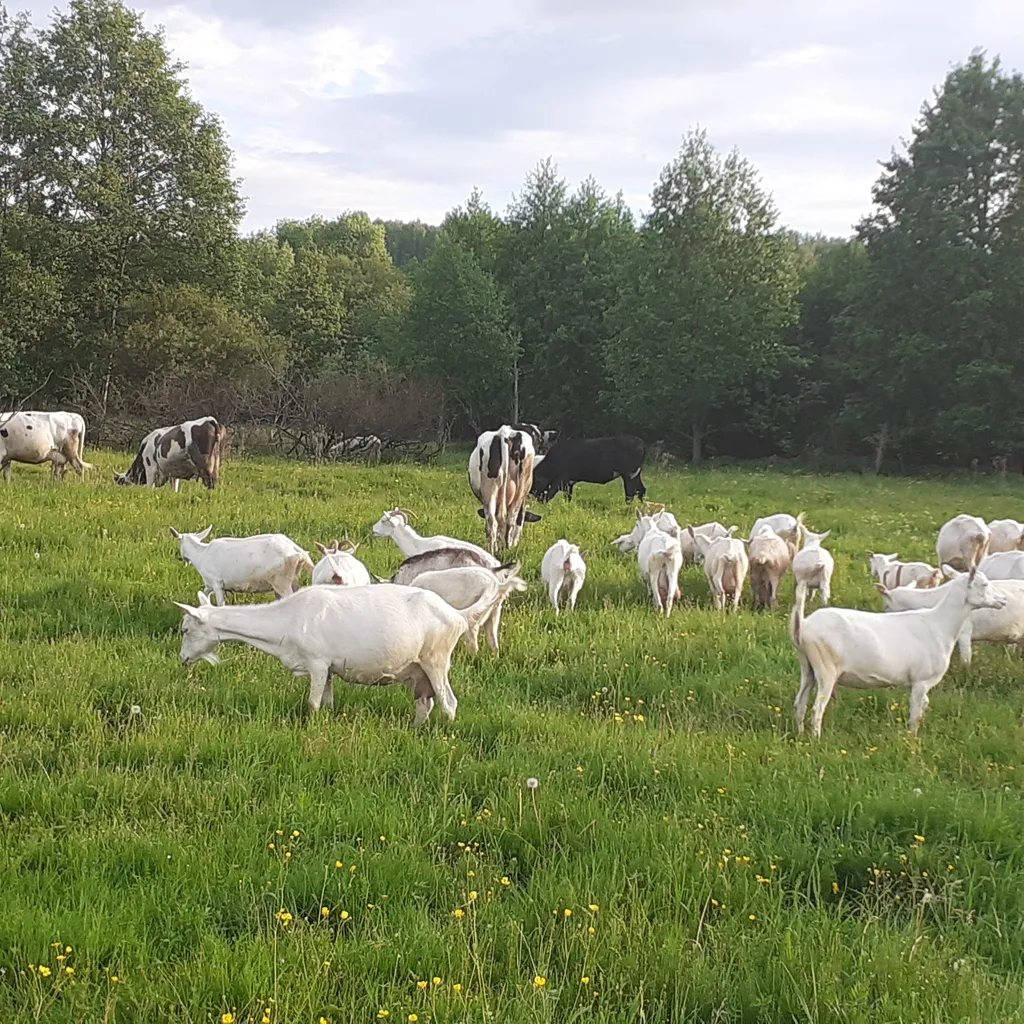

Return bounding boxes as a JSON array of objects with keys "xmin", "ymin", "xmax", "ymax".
[{"xmin": 530, "ymin": 435, "xmax": 647, "ymax": 503}]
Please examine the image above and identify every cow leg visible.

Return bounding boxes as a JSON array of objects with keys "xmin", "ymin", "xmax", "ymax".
[{"xmin": 563, "ymin": 483, "xmax": 575, "ymax": 502}]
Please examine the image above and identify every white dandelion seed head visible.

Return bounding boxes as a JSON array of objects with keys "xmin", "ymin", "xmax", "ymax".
[
  {"xmin": 130, "ymin": 704, "xmax": 142, "ymax": 715},
  {"xmin": 526, "ymin": 777, "xmax": 539, "ymax": 790}
]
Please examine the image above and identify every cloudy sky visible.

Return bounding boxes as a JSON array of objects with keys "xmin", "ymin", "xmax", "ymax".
[{"xmin": 18, "ymin": 0, "xmax": 1024, "ymax": 236}]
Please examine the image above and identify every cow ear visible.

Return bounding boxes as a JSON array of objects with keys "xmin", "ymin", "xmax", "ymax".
[
  {"xmin": 169, "ymin": 527, "xmax": 181, "ymax": 539},
  {"xmin": 476, "ymin": 508, "xmax": 486, "ymax": 518},
  {"xmin": 524, "ymin": 511, "xmax": 542, "ymax": 523}
]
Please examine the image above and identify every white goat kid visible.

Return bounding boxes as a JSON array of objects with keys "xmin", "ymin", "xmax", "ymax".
[
  {"xmin": 372, "ymin": 508, "xmax": 497, "ymax": 565},
  {"xmin": 977, "ymin": 550, "xmax": 1024, "ymax": 581},
  {"xmin": 691, "ymin": 530, "xmax": 748, "ymax": 611},
  {"xmin": 987, "ymin": 519, "xmax": 1024, "ymax": 553},
  {"xmin": 541, "ymin": 539, "xmax": 588, "ymax": 614},
  {"xmin": 176, "ymin": 585, "xmax": 476, "ymax": 724},
  {"xmin": 790, "ymin": 566, "xmax": 1005, "ymax": 737},
  {"xmin": 750, "ymin": 513, "xmax": 804, "ymax": 547},
  {"xmin": 936, "ymin": 514, "xmax": 991, "ymax": 572},
  {"xmin": 410, "ymin": 564, "xmax": 527, "ymax": 652},
  {"xmin": 170, "ymin": 527, "xmax": 313, "ymax": 605},
  {"xmin": 868, "ymin": 552, "xmax": 942, "ymax": 589},
  {"xmin": 311, "ymin": 540, "xmax": 372, "ymax": 587},
  {"xmin": 878, "ymin": 573, "xmax": 1024, "ymax": 665},
  {"xmin": 792, "ymin": 527, "xmax": 834, "ymax": 606}
]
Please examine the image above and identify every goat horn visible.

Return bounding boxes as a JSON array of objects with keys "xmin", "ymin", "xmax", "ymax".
[{"xmin": 396, "ymin": 507, "xmax": 418, "ymax": 520}]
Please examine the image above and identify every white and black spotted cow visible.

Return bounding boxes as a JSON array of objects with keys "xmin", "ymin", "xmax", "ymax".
[
  {"xmin": 328, "ymin": 435, "xmax": 382, "ymax": 464},
  {"xmin": 115, "ymin": 416, "xmax": 227, "ymax": 491},
  {"xmin": 468, "ymin": 425, "xmax": 541, "ymax": 552},
  {"xmin": 0, "ymin": 410, "xmax": 94, "ymax": 482}
]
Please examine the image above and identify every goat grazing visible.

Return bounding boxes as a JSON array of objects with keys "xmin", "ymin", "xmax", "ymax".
[
  {"xmin": 541, "ymin": 539, "xmax": 588, "ymax": 614},
  {"xmin": 936, "ymin": 514, "xmax": 991, "ymax": 571},
  {"xmin": 311, "ymin": 540, "xmax": 372, "ymax": 587},
  {"xmin": 792, "ymin": 527, "xmax": 834, "ymax": 606}
]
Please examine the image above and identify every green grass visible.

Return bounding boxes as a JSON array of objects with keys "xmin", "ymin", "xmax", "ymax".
[{"xmin": 1, "ymin": 453, "xmax": 1024, "ymax": 1023}]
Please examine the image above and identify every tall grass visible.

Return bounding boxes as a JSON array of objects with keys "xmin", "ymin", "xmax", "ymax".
[{"xmin": 1, "ymin": 453, "xmax": 1023, "ymax": 1023}]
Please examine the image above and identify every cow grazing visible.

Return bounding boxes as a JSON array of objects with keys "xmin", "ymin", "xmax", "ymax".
[
  {"xmin": 748, "ymin": 525, "xmax": 795, "ymax": 609},
  {"xmin": 936, "ymin": 514, "xmax": 991, "ymax": 571},
  {"xmin": 792, "ymin": 527, "xmax": 834, "ymax": 606},
  {"xmin": 116, "ymin": 417, "xmax": 227, "ymax": 491},
  {"xmin": 531, "ymin": 435, "xmax": 647, "ymax": 503},
  {"xmin": 0, "ymin": 410, "xmax": 94, "ymax": 482},
  {"xmin": 637, "ymin": 527, "xmax": 684, "ymax": 616},
  {"xmin": 468, "ymin": 426, "xmax": 540, "ymax": 551},
  {"xmin": 791, "ymin": 566, "xmax": 1004, "ymax": 737},
  {"xmin": 328, "ymin": 435, "xmax": 382, "ymax": 464},
  {"xmin": 878, "ymin": 573, "xmax": 1024, "ymax": 665},
  {"xmin": 409, "ymin": 563, "xmax": 527, "ymax": 653},
  {"xmin": 868, "ymin": 553, "xmax": 942, "ymax": 590},
  {"xmin": 170, "ymin": 526, "xmax": 313, "ymax": 605},
  {"xmin": 691, "ymin": 529, "xmax": 748, "ymax": 611},
  {"xmin": 176, "ymin": 585, "xmax": 475, "ymax": 724},
  {"xmin": 541, "ymin": 539, "xmax": 588, "ymax": 614},
  {"xmin": 987, "ymin": 519, "xmax": 1024, "ymax": 553},
  {"xmin": 311, "ymin": 540, "xmax": 372, "ymax": 587}
]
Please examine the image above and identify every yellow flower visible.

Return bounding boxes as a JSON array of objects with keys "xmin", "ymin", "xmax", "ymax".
[
  {"xmin": 292, "ymin": 830, "xmax": 301, "ymax": 838},
  {"xmin": 275, "ymin": 909, "xmax": 293, "ymax": 926},
  {"xmin": 452, "ymin": 984, "xmax": 462, "ymax": 993},
  {"xmin": 319, "ymin": 1018, "xmax": 329, "ymax": 1024},
  {"xmin": 380, "ymin": 835, "xmax": 387, "ymax": 842},
  {"xmin": 748, "ymin": 914, "xmax": 757, "ymax": 921},
  {"xmin": 588, "ymin": 904, "xmax": 599, "ymax": 912},
  {"xmin": 581, "ymin": 976, "xmax": 591, "ymax": 984},
  {"xmin": 417, "ymin": 980, "xmax": 428, "ymax": 990},
  {"xmin": 533, "ymin": 976, "xmax": 546, "ymax": 987},
  {"xmin": 914, "ymin": 834, "xmax": 926, "ymax": 843},
  {"xmin": 377, "ymin": 1012, "xmax": 390, "ymax": 1020},
  {"xmin": 340, "ymin": 910, "xmax": 350, "ymax": 921},
  {"xmin": 588, "ymin": 926, "xmax": 596, "ymax": 934},
  {"xmin": 335, "ymin": 860, "xmax": 344, "ymax": 868},
  {"xmin": 563, "ymin": 908, "xmax": 572, "ymax": 917},
  {"xmin": 38, "ymin": 966, "xmax": 52, "ymax": 977},
  {"xmin": 65, "ymin": 966, "xmax": 74, "ymax": 975},
  {"xmin": 432, "ymin": 977, "xmax": 442, "ymax": 986},
  {"xmin": 111, "ymin": 976, "xmax": 119, "ymax": 983},
  {"xmin": 452, "ymin": 909, "xmax": 465, "ymax": 918},
  {"xmin": 321, "ymin": 907, "xmax": 330, "ymax": 917},
  {"xmin": 500, "ymin": 877, "xmax": 511, "ymax": 886},
  {"xmin": 276, "ymin": 829, "xmax": 283, "ymax": 836},
  {"xmin": 222, "ymin": 1015, "xmax": 235, "ymax": 1024},
  {"xmin": 408, "ymin": 1016, "xmax": 418, "ymax": 1023},
  {"xmin": 832, "ymin": 882, "xmax": 840, "ymax": 894},
  {"xmin": 65, "ymin": 946, "xmax": 72, "ymax": 954},
  {"xmin": 468, "ymin": 891, "xmax": 478, "ymax": 900}
]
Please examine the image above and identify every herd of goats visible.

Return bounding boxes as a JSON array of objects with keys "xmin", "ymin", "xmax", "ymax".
[{"xmin": 3, "ymin": 411, "xmax": 1024, "ymax": 738}]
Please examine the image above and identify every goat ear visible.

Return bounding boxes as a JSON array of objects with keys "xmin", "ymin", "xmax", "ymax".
[
  {"xmin": 315, "ymin": 542, "xmax": 328, "ymax": 555},
  {"xmin": 580, "ymin": 550, "xmax": 591, "ymax": 559},
  {"xmin": 819, "ymin": 530, "xmax": 831, "ymax": 541},
  {"xmin": 372, "ymin": 573, "xmax": 389, "ymax": 584},
  {"xmin": 169, "ymin": 527, "xmax": 181, "ymax": 539},
  {"xmin": 197, "ymin": 525, "xmax": 214, "ymax": 541},
  {"xmin": 874, "ymin": 583, "xmax": 887, "ymax": 595},
  {"xmin": 174, "ymin": 601, "xmax": 200, "ymax": 617},
  {"xmin": 968, "ymin": 565, "xmax": 977, "ymax": 582},
  {"xmin": 197, "ymin": 591, "xmax": 212, "ymax": 606},
  {"xmin": 727, "ymin": 525, "xmax": 738, "ymax": 536},
  {"xmin": 941, "ymin": 564, "xmax": 958, "ymax": 578}
]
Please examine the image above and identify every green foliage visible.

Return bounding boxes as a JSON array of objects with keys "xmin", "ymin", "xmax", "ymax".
[
  {"xmin": 378, "ymin": 218, "xmax": 441, "ymax": 266},
  {"xmin": 606, "ymin": 130, "xmax": 799, "ymax": 460},
  {"xmin": 2, "ymin": 457, "xmax": 1024, "ymax": 1022},
  {"xmin": 400, "ymin": 239, "xmax": 515, "ymax": 431}
]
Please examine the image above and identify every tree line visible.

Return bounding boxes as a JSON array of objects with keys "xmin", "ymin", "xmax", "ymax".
[{"xmin": 2, "ymin": 0, "xmax": 1023, "ymax": 470}]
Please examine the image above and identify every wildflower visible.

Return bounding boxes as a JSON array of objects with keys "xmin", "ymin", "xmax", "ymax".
[
  {"xmin": 276, "ymin": 829, "xmax": 283, "ymax": 836},
  {"xmin": 452, "ymin": 909, "xmax": 465, "ymax": 918},
  {"xmin": 38, "ymin": 966, "xmax": 52, "ymax": 977},
  {"xmin": 581, "ymin": 976, "xmax": 591, "ymax": 984},
  {"xmin": 500, "ymin": 876, "xmax": 511, "ymax": 886},
  {"xmin": 635, "ymin": 715, "xmax": 645, "ymax": 723},
  {"xmin": 65, "ymin": 967, "xmax": 74, "ymax": 975},
  {"xmin": 832, "ymin": 882, "xmax": 840, "ymax": 894},
  {"xmin": 275, "ymin": 909, "xmax": 293, "ymax": 926},
  {"xmin": 350, "ymin": 865, "xmax": 357, "ymax": 873},
  {"xmin": 576, "ymin": 766, "xmax": 584, "ymax": 772},
  {"xmin": 408, "ymin": 1017, "xmax": 418, "ymax": 1023},
  {"xmin": 377, "ymin": 1012, "xmax": 390, "ymax": 1019},
  {"xmin": 111, "ymin": 976, "xmax": 119, "ymax": 983},
  {"xmin": 588, "ymin": 904, "xmax": 599, "ymax": 912},
  {"xmin": 526, "ymin": 777, "xmax": 539, "ymax": 789},
  {"xmin": 563, "ymin": 909, "xmax": 572, "ymax": 917},
  {"xmin": 748, "ymin": 914, "xmax": 757, "ymax": 921},
  {"xmin": 432, "ymin": 976, "xmax": 442, "ymax": 985},
  {"xmin": 453, "ymin": 984, "xmax": 462, "ymax": 993},
  {"xmin": 717, "ymin": 787, "xmax": 727, "ymax": 794},
  {"xmin": 467, "ymin": 870, "xmax": 475, "ymax": 878},
  {"xmin": 417, "ymin": 981, "xmax": 428, "ymax": 990},
  {"xmin": 319, "ymin": 1018, "xmax": 329, "ymax": 1024},
  {"xmin": 533, "ymin": 976, "xmax": 546, "ymax": 987},
  {"xmin": 335, "ymin": 860, "xmax": 344, "ymax": 868},
  {"xmin": 65, "ymin": 946, "xmax": 72, "ymax": 954},
  {"xmin": 322, "ymin": 961, "xmax": 331, "ymax": 968},
  {"xmin": 321, "ymin": 907, "xmax": 330, "ymax": 918},
  {"xmin": 587, "ymin": 926, "xmax": 596, "ymax": 934},
  {"xmin": 340, "ymin": 910, "xmax": 350, "ymax": 921},
  {"xmin": 380, "ymin": 835, "xmax": 387, "ymax": 842},
  {"xmin": 914, "ymin": 834, "xmax": 926, "ymax": 843},
  {"xmin": 292, "ymin": 830, "xmax": 300, "ymax": 838},
  {"xmin": 222, "ymin": 1015, "xmax": 235, "ymax": 1024}
]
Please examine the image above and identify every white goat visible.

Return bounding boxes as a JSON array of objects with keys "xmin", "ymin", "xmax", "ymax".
[
  {"xmin": 372, "ymin": 508, "xmax": 497, "ymax": 565},
  {"xmin": 878, "ymin": 573, "xmax": 1024, "ymax": 665},
  {"xmin": 790, "ymin": 566, "xmax": 1004, "ymax": 737},
  {"xmin": 637, "ymin": 528, "xmax": 684, "ymax": 616},
  {"xmin": 690, "ymin": 530, "xmax": 748, "ymax": 611},
  {"xmin": 409, "ymin": 564, "xmax": 527, "ymax": 652},
  {"xmin": 792, "ymin": 527, "xmax": 834, "ymax": 606},
  {"xmin": 611, "ymin": 509, "xmax": 680, "ymax": 554},
  {"xmin": 176, "ymin": 585, "xmax": 480, "ymax": 724},
  {"xmin": 681, "ymin": 522, "xmax": 737, "ymax": 565},
  {"xmin": 750, "ymin": 513, "xmax": 804, "ymax": 547},
  {"xmin": 988, "ymin": 519, "xmax": 1024, "ymax": 553},
  {"xmin": 977, "ymin": 551, "xmax": 1024, "ymax": 581},
  {"xmin": 541, "ymin": 539, "xmax": 588, "ymax": 614},
  {"xmin": 748, "ymin": 525, "xmax": 795, "ymax": 609},
  {"xmin": 170, "ymin": 527, "xmax": 313, "ymax": 605},
  {"xmin": 311, "ymin": 540, "xmax": 372, "ymax": 587},
  {"xmin": 868, "ymin": 552, "xmax": 942, "ymax": 590},
  {"xmin": 936, "ymin": 514, "xmax": 991, "ymax": 571}
]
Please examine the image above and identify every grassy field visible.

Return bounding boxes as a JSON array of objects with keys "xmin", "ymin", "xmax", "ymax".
[{"xmin": 1, "ymin": 452, "xmax": 1023, "ymax": 1024}]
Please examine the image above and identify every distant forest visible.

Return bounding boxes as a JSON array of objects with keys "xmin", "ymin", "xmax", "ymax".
[{"xmin": 3, "ymin": 0, "xmax": 1023, "ymax": 471}]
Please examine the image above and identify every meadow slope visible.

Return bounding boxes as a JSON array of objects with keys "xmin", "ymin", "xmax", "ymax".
[{"xmin": 1, "ymin": 453, "xmax": 1023, "ymax": 1024}]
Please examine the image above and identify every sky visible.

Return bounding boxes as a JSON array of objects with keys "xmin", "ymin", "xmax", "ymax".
[{"xmin": 15, "ymin": 0, "xmax": 1024, "ymax": 237}]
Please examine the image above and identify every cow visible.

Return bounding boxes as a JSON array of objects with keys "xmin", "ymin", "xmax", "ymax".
[
  {"xmin": 115, "ymin": 416, "xmax": 227, "ymax": 491},
  {"xmin": 0, "ymin": 410, "xmax": 94, "ymax": 482},
  {"xmin": 328, "ymin": 435, "xmax": 382, "ymax": 464},
  {"xmin": 530, "ymin": 435, "xmax": 647, "ymax": 503},
  {"xmin": 468, "ymin": 426, "xmax": 541, "ymax": 551},
  {"xmin": 511, "ymin": 423, "xmax": 559, "ymax": 454}
]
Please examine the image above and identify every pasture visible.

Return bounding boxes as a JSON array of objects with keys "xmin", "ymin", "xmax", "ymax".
[{"xmin": 2, "ymin": 453, "xmax": 1023, "ymax": 1024}]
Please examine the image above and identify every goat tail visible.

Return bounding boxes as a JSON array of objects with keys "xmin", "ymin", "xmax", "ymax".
[
  {"xmin": 790, "ymin": 581, "xmax": 809, "ymax": 647},
  {"xmin": 458, "ymin": 588, "xmax": 501, "ymax": 635}
]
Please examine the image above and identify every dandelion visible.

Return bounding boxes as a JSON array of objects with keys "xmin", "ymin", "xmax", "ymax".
[
  {"xmin": 452, "ymin": 984, "xmax": 462, "ymax": 993},
  {"xmin": 65, "ymin": 966, "xmax": 74, "ymax": 975},
  {"xmin": 432, "ymin": 976, "xmax": 442, "ymax": 986},
  {"xmin": 111, "ymin": 976, "xmax": 119, "ymax": 983},
  {"xmin": 748, "ymin": 914, "xmax": 757, "ymax": 921},
  {"xmin": 340, "ymin": 910, "xmax": 350, "ymax": 921},
  {"xmin": 321, "ymin": 907, "xmax": 330, "ymax": 918},
  {"xmin": 588, "ymin": 903, "xmax": 599, "ymax": 912},
  {"xmin": 65, "ymin": 946, "xmax": 72, "ymax": 954},
  {"xmin": 587, "ymin": 926, "xmax": 596, "ymax": 934},
  {"xmin": 832, "ymin": 882, "xmax": 840, "ymax": 894},
  {"xmin": 581, "ymin": 976, "xmax": 591, "ymax": 984},
  {"xmin": 222, "ymin": 1015, "xmax": 235, "ymax": 1024},
  {"xmin": 452, "ymin": 909, "xmax": 465, "ymax": 918},
  {"xmin": 380, "ymin": 835, "xmax": 387, "ymax": 842},
  {"xmin": 500, "ymin": 876, "xmax": 511, "ymax": 886},
  {"xmin": 38, "ymin": 966, "xmax": 52, "ymax": 978},
  {"xmin": 468, "ymin": 891, "xmax": 478, "ymax": 901},
  {"xmin": 292, "ymin": 830, "xmax": 301, "ymax": 838},
  {"xmin": 533, "ymin": 976, "xmax": 546, "ymax": 987},
  {"xmin": 275, "ymin": 909, "xmax": 293, "ymax": 926},
  {"xmin": 526, "ymin": 777, "xmax": 539, "ymax": 789},
  {"xmin": 563, "ymin": 909, "xmax": 572, "ymax": 918},
  {"xmin": 408, "ymin": 1016, "xmax": 418, "ymax": 1023},
  {"xmin": 377, "ymin": 1012, "xmax": 390, "ymax": 1019},
  {"xmin": 319, "ymin": 1018, "xmax": 329, "ymax": 1024},
  {"xmin": 576, "ymin": 766, "xmax": 584, "ymax": 773},
  {"xmin": 914, "ymin": 834, "xmax": 926, "ymax": 843},
  {"xmin": 417, "ymin": 981, "xmax": 428, "ymax": 990},
  {"xmin": 335, "ymin": 860, "xmax": 344, "ymax": 868}
]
